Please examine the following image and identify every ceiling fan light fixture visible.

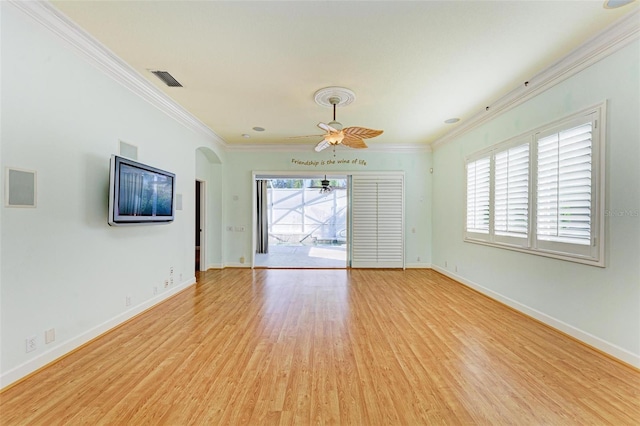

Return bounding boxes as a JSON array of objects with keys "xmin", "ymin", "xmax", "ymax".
[
  {"xmin": 328, "ymin": 120, "xmax": 343, "ymax": 131},
  {"xmin": 311, "ymin": 86, "xmax": 383, "ymax": 153}
]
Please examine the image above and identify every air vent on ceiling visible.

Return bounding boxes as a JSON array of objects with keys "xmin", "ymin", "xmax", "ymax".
[{"xmin": 151, "ymin": 70, "xmax": 182, "ymax": 87}]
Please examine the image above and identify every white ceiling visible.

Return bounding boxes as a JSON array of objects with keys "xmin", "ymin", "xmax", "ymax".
[{"xmin": 50, "ymin": 0, "xmax": 638, "ymax": 149}]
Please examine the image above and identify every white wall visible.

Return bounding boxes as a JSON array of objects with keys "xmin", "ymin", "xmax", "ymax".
[
  {"xmin": 0, "ymin": 1, "xmax": 432, "ymax": 388},
  {"xmin": 223, "ymin": 149, "xmax": 432, "ymax": 268},
  {"xmin": 0, "ymin": 3, "xmax": 220, "ymax": 387},
  {"xmin": 432, "ymin": 40, "xmax": 640, "ymax": 367},
  {"xmin": 3, "ymin": 0, "xmax": 634, "ymax": 391},
  {"xmin": 196, "ymin": 147, "xmax": 225, "ymax": 269}
]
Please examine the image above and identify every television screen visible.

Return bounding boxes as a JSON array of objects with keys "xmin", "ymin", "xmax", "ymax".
[{"xmin": 108, "ymin": 155, "xmax": 175, "ymax": 225}]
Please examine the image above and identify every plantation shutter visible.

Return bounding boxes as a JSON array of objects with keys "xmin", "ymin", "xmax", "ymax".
[
  {"xmin": 351, "ymin": 175, "xmax": 404, "ymax": 268},
  {"xmin": 463, "ymin": 105, "xmax": 603, "ymax": 265},
  {"xmin": 537, "ymin": 121, "xmax": 592, "ymax": 246},
  {"xmin": 494, "ymin": 143, "xmax": 529, "ymax": 242},
  {"xmin": 466, "ymin": 157, "xmax": 491, "ymax": 236}
]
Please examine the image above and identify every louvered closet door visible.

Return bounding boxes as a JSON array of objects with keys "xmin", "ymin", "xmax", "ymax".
[{"xmin": 351, "ymin": 175, "xmax": 404, "ymax": 268}]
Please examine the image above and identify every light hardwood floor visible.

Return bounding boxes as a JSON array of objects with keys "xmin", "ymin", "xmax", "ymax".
[{"xmin": 1, "ymin": 269, "xmax": 638, "ymax": 424}]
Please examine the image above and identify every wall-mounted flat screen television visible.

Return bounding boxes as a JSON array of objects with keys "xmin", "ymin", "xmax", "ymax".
[{"xmin": 108, "ymin": 155, "xmax": 175, "ymax": 226}]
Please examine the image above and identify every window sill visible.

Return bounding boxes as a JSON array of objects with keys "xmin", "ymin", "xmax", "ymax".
[{"xmin": 463, "ymin": 237, "xmax": 605, "ymax": 267}]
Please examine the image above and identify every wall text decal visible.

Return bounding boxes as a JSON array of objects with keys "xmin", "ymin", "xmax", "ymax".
[{"xmin": 291, "ymin": 158, "xmax": 367, "ymax": 167}]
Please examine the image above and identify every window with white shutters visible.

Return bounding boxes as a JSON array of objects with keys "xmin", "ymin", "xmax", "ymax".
[
  {"xmin": 534, "ymin": 115, "xmax": 600, "ymax": 260},
  {"xmin": 537, "ymin": 122, "xmax": 592, "ymax": 245},
  {"xmin": 463, "ymin": 104, "xmax": 604, "ymax": 266},
  {"xmin": 494, "ymin": 143, "xmax": 530, "ymax": 246},
  {"xmin": 466, "ymin": 157, "xmax": 491, "ymax": 237}
]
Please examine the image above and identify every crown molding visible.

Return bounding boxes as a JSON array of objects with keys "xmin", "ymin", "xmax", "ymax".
[
  {"xmin": 13, "ymin": 1, "xmax": 636, "ymax": 154},
  {"xmin": 225, "ymin": 142, "xmax": 431, "ymax": 154},
  {"xmin": 8, "ymin": 1, "xmax": 430, "ymax": 155},
  {"xmin": 9, "ymin": 0, "xmax": 228, "ymax": 148},
  {"xmin": 432, "ymin": 9, "xmax": 640, "ymax": 150},
  {"xmin": 360, "ymin": 143, "xmax": 432, "ymax": 153},
  {"xmin": 226, "ymin": 144, "xmax": 320, "ymax": 153}
]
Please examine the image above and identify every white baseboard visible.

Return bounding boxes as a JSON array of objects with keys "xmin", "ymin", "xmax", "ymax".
[
  {"xmin": 204, "ymin": 263, "xmax": 254, "ymax": 270},
  {"xmin": 223, "ymin": 262, "xmax": 251, "ymax": 268},
  {"xmin": 405, "ymin": 262, "xmax": 432, "ymax": 269},
  {"xmin": 204, "ymin": 263, "xmax": 224, "ymax": 270},
  {"xmin": 0, "ymin": 278, "xmax": 196, "ymax": 390},
  {"xmin": 431, "ymin": 265, "xmax": 640, "ymax": 369},
  {"xmin": 5, "ymin": 268, "xmax": 636, "ymax": 390}
]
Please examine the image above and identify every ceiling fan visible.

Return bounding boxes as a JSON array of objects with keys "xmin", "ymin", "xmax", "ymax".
[
  {"xmin": 308, "ymin": 175, "xmax": 346, "ymax": 194},
  {"xmin": 313, "ymin": 96, "xmax": 383, "ymax": 153},
  {"xmin": 310, "ymin": 175, "xmax": 333, "ymax": 194}
]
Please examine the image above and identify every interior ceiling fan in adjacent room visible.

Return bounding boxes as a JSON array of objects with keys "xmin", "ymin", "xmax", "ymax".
[{"xmin": 296, "ymin": 87, "xmax": 384, "ymax": 153}]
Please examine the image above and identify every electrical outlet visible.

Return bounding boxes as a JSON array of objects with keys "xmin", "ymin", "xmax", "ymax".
[
  {"xmin": 226, "ymin": 226, "xmax": 233, "ymax": 231},
  {"xmin": 45, "ymin": 328, "xmax": 56, "ymax": 344},
  {"xmin": 125, "ymin": 295, "xmax": 132, "ymax": 306},
  {"xmin": 170, "ymin": 267, "xmax": 174, "ymax": 276},
  {"xmin": 235, "ymin": 226, "xmax": 245, "ymax": 232},
  {"xmin": 164, "ymin": 279, "xmax": 169, "ymax": 288},
  {"xmin": 25, "ymin": 336, "xmax": 37, "ymax": 353}
]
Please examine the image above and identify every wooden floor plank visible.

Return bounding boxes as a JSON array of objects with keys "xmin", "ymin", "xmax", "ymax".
[{"xmin": 1, "ymin": 269, "xmax": 638, "ymax": 425}]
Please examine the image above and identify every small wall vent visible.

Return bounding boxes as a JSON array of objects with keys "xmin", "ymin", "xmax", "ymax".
[
  {"xmin": 5, "ymin": 168, "xmax": 37, "ymax": 208},
  {"xmin": 119, "ymin": 140, "xmax": 138, "ymax": 160}
]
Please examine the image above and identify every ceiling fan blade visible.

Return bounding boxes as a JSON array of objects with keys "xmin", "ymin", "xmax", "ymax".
[
  {"xmin": 343, "ymin": 127, "xmax": 383, "ymax": 139},
  {"xmin": 314, "ymin": 139, "xmax": 331, "ymax": 152},
  {"xmin": 318, "ymin": 122, "xmax": 338, "ymax": 133},
  {"xmin": 341, "ymin": 134, "xmax": 368, "ymax": 149}
]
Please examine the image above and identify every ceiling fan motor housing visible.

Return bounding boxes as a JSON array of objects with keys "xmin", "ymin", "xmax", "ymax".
[{"xmin": 328, "ymin": 120, "xmax": 343, "ymax": 130}]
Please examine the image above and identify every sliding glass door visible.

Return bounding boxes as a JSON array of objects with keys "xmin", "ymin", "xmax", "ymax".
[{"xmin": 254, "ymin": 176, "xmax": 348, "ymax": 268}]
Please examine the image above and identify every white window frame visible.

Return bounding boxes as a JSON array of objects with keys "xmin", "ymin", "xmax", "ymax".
[
  {"xmin": 465, "ymin": 156, "xmax": 491, "ymax": 238},
  {"xmin": 464, "ymin": 103, "xmax": 606, "ymax": 267}
]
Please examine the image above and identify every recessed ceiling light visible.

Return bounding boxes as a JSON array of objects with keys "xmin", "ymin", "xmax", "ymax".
[
  {"xmin": 242, "ymin": 134, "xmax": 251, "ymax": 138},
  {"xmin": 252, "ymin": 126, "xmax": 265, "ymax": 132},
  {"xmin": 603, "ymin": 0, "xmax": 635, "ymax": 9},
  {"xmin": 444, "ymin": 118, "xmax": 460, "ymax": 124}
]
